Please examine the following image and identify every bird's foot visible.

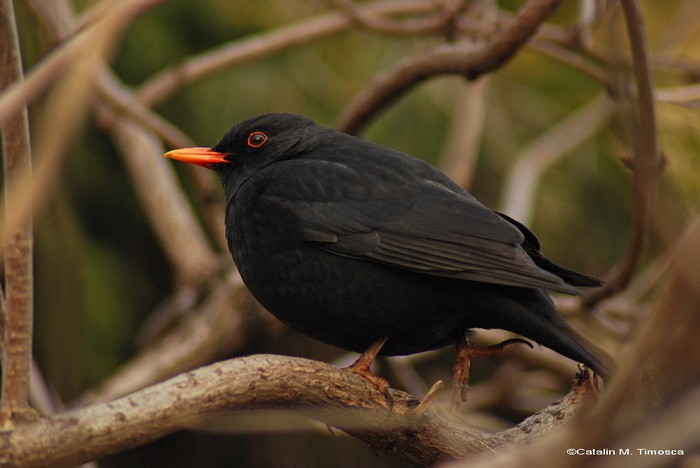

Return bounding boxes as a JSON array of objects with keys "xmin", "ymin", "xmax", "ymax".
[
  {"xmin": 345, "ymin": 337, "xmax": 393, "ymax": 411},
  {"xmin": 451, "ymin": 337, "xmax": 533, "ymax": 409}
]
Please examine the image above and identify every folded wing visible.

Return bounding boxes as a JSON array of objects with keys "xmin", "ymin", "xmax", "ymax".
[{"xmin": 264, "ymin": 157, "xmax": 588, "ymax": 295}]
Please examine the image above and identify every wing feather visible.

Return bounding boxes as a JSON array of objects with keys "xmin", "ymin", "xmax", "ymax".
[{"xmin": 264, "ymin": 154, "xmax": 584, "ymax": 294}]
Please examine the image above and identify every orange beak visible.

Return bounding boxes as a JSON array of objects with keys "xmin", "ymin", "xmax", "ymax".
[{"xmin": 164, "ymin": 147, "xmax": 230, "ymax": 168}]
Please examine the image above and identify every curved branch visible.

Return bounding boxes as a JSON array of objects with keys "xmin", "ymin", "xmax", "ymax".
[
  {"xmin": 337, "ymin": 0, "xmax": 563, "ymax": 135},
  {"xmin": 0, "ymin": 354, "xmax": 597, "ymax": 467},
  {"xmin": 136, "ymin": 0, "xmax": 445, "ymax": 107},
  {"xmin": 332, "ymin": 0, "xmax": 465, "ymax": 35},
  {"xmin": 583, "ymin": 0, "xmax": 664, "ymax": 307}
]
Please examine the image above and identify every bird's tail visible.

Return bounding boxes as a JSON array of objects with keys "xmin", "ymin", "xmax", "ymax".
[
  {"xmin": 502, "ymin": 291, "xmax": 614, "ymax": 379},
  {"xmin": 543, "ymin": 318, "xmax": 614, "ymax": 380}
]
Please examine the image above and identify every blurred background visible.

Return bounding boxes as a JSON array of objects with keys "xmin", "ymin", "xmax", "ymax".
[{"xmin": 6, "ymin": 0, "xmax": 700, "ymax": 466}]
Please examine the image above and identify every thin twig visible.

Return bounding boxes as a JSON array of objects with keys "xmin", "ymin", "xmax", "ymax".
[
  {"xmin": 529, "ymin": 37, "xmax": 626, "ymax": 94},
  {"xmin": 331, "ymin": 0, "xmax": 465, "ymax": 35},
  {"xmin": 95, "ymin": 67, "xmax": 196, "ymax": 149},
  {"xmin": 136, "ymin": 0, "xmax": 444, "ymax": 107},
  {"xmin": 29, "ymin": 359, "xmax": 60, "ymax": 416},
  {"xmin": 583, "ymin": 0, "xmax": 664, "ymax": 307},
  {"xmin": 0, "ymin": 0, "xmax": 36, "ymax": 422},
  {"xmin": 655, "ymin": 82, "xmax": 700, "ymax": 106},
  {"xmin": 337, "ymin": 0, "xmax": 563, "ymax": 135}
]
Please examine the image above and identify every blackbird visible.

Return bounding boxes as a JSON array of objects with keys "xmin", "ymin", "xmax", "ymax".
[{"xmin": 166, "ymin": 113, "xmax": 612, "ymax": 405}]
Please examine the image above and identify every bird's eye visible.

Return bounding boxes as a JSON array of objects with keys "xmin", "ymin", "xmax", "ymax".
[{"xmin": 247, "ymin": 131, "xmax": 268, "ymax": 148}]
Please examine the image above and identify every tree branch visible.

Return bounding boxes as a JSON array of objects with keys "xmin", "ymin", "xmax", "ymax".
[
  {"xmin": 500, "ymin": 92, "xmax": 616, "ymax": 224},
  {"xmin": 0, "ymin": 354, "xmax": 598, "ymax": 467},
  {"xmin": 109, "ymin": 116, "xmax": 221, "ymax": 283},
  {"xmin": 439, "ymin": 78, "xmax": 489, "ymax": 189},
  {"xmin": 74, "ymin": 272, "xmax": 277, "ymax": 406},
  {"xmin": 583, "ymin": 0, "xmax": 664, "ymax": 307},
  {"xmin": 136, "ymin": 0, "xmax": 446, "ymax": 107},
  {"xmin": 337, "ymin": 0, "xmax": 563, "ymax": 135},
  {"xmin": 331, "ymin": 0, "xmax": 465, "ymax": 35},
  {"xmin": 29, "ymin": 0, "xmax": 223, "ymax": 285},
  {"xmin": 0, "ymin": 0, "xmax": 35, "ymax": 422}
]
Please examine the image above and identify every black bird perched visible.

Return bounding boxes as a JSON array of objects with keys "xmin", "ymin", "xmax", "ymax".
[{"xmin": 165, "ymin": 113, "xmax": 613, "ymax": 406}]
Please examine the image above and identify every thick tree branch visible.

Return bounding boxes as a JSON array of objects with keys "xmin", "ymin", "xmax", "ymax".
[
  {"xmin": 0, "ymin": 354, "xmax": 598, "ymax": 467},
  {"xmin": 0, "ymin": 0, "xmax": 35, "ymax": 422},
  {"xmin": 337, "ymin": 0, "xmax": 563, "ymax": 135}
]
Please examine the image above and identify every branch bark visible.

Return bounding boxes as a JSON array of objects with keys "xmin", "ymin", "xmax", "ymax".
[
  {"xmin": 0, "ymin": 354, "xmax": 598, "ymax": 467},
  {"xmin": 0, "ymin": 0, "xmax": 35, "ymax": 422}
]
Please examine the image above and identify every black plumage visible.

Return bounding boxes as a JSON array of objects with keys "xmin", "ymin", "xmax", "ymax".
[{"xmin": 165, "ymin": 113, "xmax": 613, "ymax": 388}]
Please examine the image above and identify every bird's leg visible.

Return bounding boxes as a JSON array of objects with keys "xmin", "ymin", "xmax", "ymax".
[
  {"xmin": 452, "ymin": 334, "xmax": 532, "ymax": 409},
  {"xmin": 345, "ymin": 336, "xmax": 393, "ymax": 409}
]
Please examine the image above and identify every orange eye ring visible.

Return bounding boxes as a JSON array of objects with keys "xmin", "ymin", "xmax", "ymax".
[{"xmin": 247, "ymin": 131, "xmax": 268, "ymax": 148}]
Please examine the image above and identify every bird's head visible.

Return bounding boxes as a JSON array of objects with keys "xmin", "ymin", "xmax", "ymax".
[{"xmin": 165, "ymin": 112, "xmax": 318, "ymax": 173}]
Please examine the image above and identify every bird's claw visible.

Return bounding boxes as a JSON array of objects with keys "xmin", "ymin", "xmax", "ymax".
[
  {"xmin": 472, "ymin": 338, "xmax": 533, "ymax": 356},
  {"xmin": 345, "ymin": 337, "xmax": 393, "ymax": 412},
  {"xmin": 452, "ymin": 337, "xmax": 533, "ymax": 409},
  {"xmin": 345, "ymin": 365, "xmax": 394, "ymax": 412}
]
